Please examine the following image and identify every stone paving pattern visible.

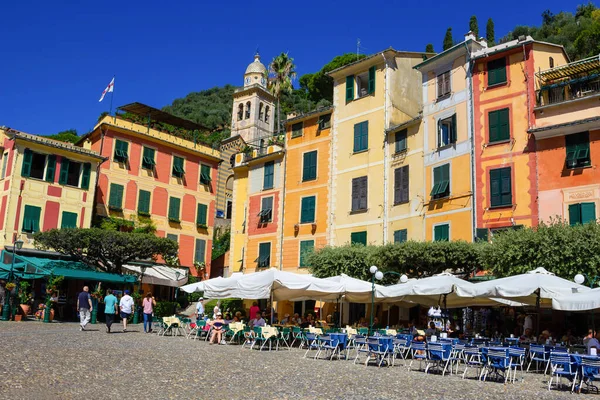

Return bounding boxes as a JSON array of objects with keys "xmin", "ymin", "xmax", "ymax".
[{"xmin": 0, "ymin": 322, "xmax": 578, "ymax": 400}]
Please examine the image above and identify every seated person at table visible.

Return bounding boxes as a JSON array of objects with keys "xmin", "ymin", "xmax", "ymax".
[
  {"xmin": 358, "ymin": 317, "xmax": 368, "ymax": 327},
  {"xmin": 585, "ymin": 330, "xmax": 600, "ymax": 355},
  {"xmin": 326, "ymin": 315, "xmax": 333, "ymax": 325},
  {"xmin": 425, "ymin": 321, "xmax": 437, "ymax": 336},
  {"xmin": 520, "ymin": 328, "xmax": 534, "ymax": 342},
  {"xmin": 249, "ymin": 312, "xmax": 265, "ymax": 328},
  {"xmin": 280, "ymin": 314, "xmax": 291, "ymax": 325},
  {"xmin": 372, "ymin": 317, "xmax": 382, "ymax": 330},
  {"xmin": 291, "ymin": 313, "xmax": 301, "ymax": 325},
  {"xmin": 209, "ymin": 312, "xmax": 225, "ymax": 344},
  {"xmin": 561, "ymin": 329, "xmax": 575, "ymax": 346},
  {"xmin": 231, "ymin": 315, "xmax": 240, "ymax": 323},
  {"xmin": 538, "ymin": 329, "xmax": 551, "ymax": 344}
]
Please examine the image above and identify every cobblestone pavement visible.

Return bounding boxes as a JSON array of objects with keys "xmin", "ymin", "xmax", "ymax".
[{"xmin": 0, "ymin": 322, "xmax": 578, "ymax": 400}]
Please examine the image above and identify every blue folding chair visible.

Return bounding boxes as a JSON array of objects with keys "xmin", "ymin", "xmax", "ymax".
[
  {"xmin": 580, "ymin": 356, "xmax": 600, "ymax": 394},
  {"xmin": 409, "ymin": 341, "xmax": 428, "ymax": 372},
  {"xmin": 548, "ymin": 351, "xmax": 578, "ymax": 393},
  {"xmin": 355, "ymin": 337, "xmax": 378, "ymax": 365},
  {"xmin": 462, "ymin": 346, "xmax": 483, "ymax": 380},
  {"xmin": 447, "ymin": 343, "xmax": 466, "ymax": 375},
  {"xmin": 368, "ymin": 336, "xmax": 394, "ymax": 368},
  {"xmin": 482, "ymin": 348, "xmax": 511, "ymax": 383},
  {"xmin": 527, "ymin": 344, "xmax": 550, "ymax": 374},
  {"xmin": 303, "ymin": 332, "xmax": 320, "ymax": 359},
  {"xmin": 426, "ymin": 343, "xmax": 452, "ymax": 375},
  {"xmin": 316, "ymin": 335, "xmax": 339, "ymax": 360},
  {"xmin": 508, "ymin": 346, "xmax": 526, "ymax": 383},
  {"xmin": 392, "ymin": 337, "xmax": 411, "ymax": 366}
]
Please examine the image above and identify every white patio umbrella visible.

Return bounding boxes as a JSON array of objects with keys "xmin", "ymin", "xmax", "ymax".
[
  {"xmin": 324, "ymin": 274, "xmax": 388, "ymax": 303},
  {"xmin": 552, "ymin": 288, "xmax": 600, "ymax": 311},
  {"xmin": 123, "ymin": 263, "xmax": 189, "ymax": 288}
]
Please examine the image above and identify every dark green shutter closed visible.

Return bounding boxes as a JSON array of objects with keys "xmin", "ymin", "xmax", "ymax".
[
  {"xmin": 581, "ymin": 203, "xmax": 596, "ymax": 224},
  {"xmin": 489, "ymin": 108, "xmax": 510, "ymax": 143},
  {"xmin": 350, "ymin": 231, "xmax": 367, "ymax": 246},
  {"xmin": 197, "ymin": 203, "xmax": 208, "ymax": 226},
  {"xmin": 300, "ymin": 196, "xmax": 316, "ymax": 223},
  {"xmin": 353, "ymin": 121, "xmax": 368, "ymax": 152},
  {"xmin": 302, "ymin": 151, "xmax": 317, "ymax": 181},
  {"xmin": 263, "ymin": 161, "xmax": 274, "ymax": 189},
  {"xmin": 21, "ymin": 149, "xmax": 33, "ymax": 177},
  {"xmin": 451, "ymin": 114, "xmax": 457, "ymax": 143},
  {"xmin": 434, "ymin": 224, "xmax": 449, "ymax": 241},
  {"xmin": 569, "ymin": 204, "xmax": 581, "ymax": 226},
  {"xmin": 61, "ymin": 211, "xmax": 78, "ymax": 229},
  {"xmin": 393, "ymin": 229, "xmax": 407, "ymax": 243},
  {"xmin": 195, "ymin": 239, "xmax": 206, "ymax": 263},
  {"xmin": 299, "ymin": 240, "xmax": 314, "ymax": 267},
  {"xmin": 142, "ymin": 147, "xmax": 156, "ymax": 169},
  {"xmin": 108, "ymin": 183, "xmax": 124, "ymax": 210},
  {"xmin": 45, "ymin": 154, "xmax": 56, "ymax": 182},
  {"xmin": 138, "ymin": 190, "xmax": 151, "ymax": 215},
  {"xmin": 475, "ymin": 228, "xmax": 489, "ymax": 242},
  {"xmin": 80, "ymin": 162, "xmax": 91, "ymax": 189},
  {"xmin": 395, "ymin": 130, "xmax": 407, "ymax": 152},
  {"xmin": 59, "ymin": 158, "xmax": 70, "ymax": 185},
  {"xmin": 258, "ymin": 243, "xmax": 271, "ymax": 267},
  {"xmin": 22, "ymin": 205, "xmax": 41, "ymax": 233},
  {"xmin": 346, "ymin": 75, "xmax": 354, "ymax": 102},
  {"xmin": 169, "ymin": 197, "xmax": 181, "ymax": 221},
  {"xmin": 368, "ymin": 66, "xmax": 375, "ymax": 94},
  {"xmin": 490, "ymin": 167, "xmax": 511, "ymax": 207}
]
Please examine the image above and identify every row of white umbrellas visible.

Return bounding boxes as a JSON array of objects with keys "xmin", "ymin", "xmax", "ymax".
[{"xmin": 181, "ymin": 267, "xmax": 596, "ymax": 311}]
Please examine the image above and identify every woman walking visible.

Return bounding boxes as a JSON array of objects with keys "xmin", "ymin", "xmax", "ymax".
[{"xmin": 142, "ymin": 293, "xmax": 156, "ymax": 333}]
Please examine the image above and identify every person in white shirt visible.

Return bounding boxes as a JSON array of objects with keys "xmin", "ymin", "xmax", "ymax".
[
  {"xmin": 523, "ymin": 314, "xmax": 533, "ymax": 336},
  {"xmin": 213, "ymin": 301, "xmax": 221, "ymax": 319},
  {"xmin": 119, "ymin": 290, "xmax": 135, "ymax": 332},
  {"xmin": 196, "ymin": 297, "xmax": 205, "ymax": 321}
]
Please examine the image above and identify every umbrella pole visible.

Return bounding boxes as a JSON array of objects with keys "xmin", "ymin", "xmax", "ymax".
[
  {"xmin": 536, "ymin": 289, "xmax": 540, "ymax": 338},
  {"xmin": 270, "ymin": 289, "xmax": 274, "ymax": 325},
  {"xmin": 443, "ymin": 294, "xmax": 447, "ymax": 332}
]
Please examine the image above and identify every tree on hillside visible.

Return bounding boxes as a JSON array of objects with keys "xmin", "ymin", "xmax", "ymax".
[
  {"xmin": 469, "ymin": 15, "xmax": 479, "ymax": 38},
  {"xmin": 425, "ymin": 43, "xmax": 435, "ymax": 53},
  {"xmin": 34, "ymin": 228, "xmax": 178, "ymax": 274},
  {"xmin": 45, "ymin": 129, "xmax": 79, "ymax": 144},
  {"xmin": 443, "ymin": 28, "xmax": 454, "ymax": 50},
  {"xmin": 486, "ymin": 18, "xmax": 496, "ymax": 46},
  {"xmin": 268, "ymin": 52, "xmax": 297, "ymax": 134}
]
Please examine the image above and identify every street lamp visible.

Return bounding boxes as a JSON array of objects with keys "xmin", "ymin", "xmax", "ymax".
[
  {"xmin": 1, "ymin": 239, "xmax": 24, "ymax": 321},
  {"xmin": 574, "ymin": 273, "xmax": 599, "ymax": 331},
  {"xmin": 369, "ymin": 266, "xmax": 404, "ymax": 334}
]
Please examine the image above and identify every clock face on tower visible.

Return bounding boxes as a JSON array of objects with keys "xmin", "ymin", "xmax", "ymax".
[{"xmin": 245, "ymin": 77, "xmax": 250, "ymax": 85}]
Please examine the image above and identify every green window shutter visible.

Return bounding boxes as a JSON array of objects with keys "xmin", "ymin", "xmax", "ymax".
[
  {"xmin": 168, "ymin": 197, "xmax": 181, "ymax": 222},
  {"xmin": 353, "ymin": 123, "xmax": 361, "ymax": 152},
  {"xmin": 80, "ymin": 162, "xmax": 91, "ymax": 189},
  {"xmin": 258, "ymin": 243, "xmax": 271, "ymax": 267},
  {"xmin": 565, "ymin": 132, "xmax": 591, "ymax": 169},
  {"xmin": 299, "ymin": 240, "xmax": 315, "ymax": 267},
  {"xmin": 138, "ymin": 190, "xmax": 151, "ymax": 215},
  {"xmin": 368, "ymin": 66, "xmax": 376, "ymax": 94},
  {"xmin": 361, "ymin": 121, "xmax": 368, "ymax": 151},
  {"xmin": 581, "ymin": 202, "xmax": 596, "ymax": 224},
  {"xmin": 172, "ymin": 156, "xmax": 185, "ymax": 177},
  {"xmin": 489, "ymin": 110, "xmax": 499, "ymax": 143},
  {"xmin": 166, "ymin": 234, "xmax": 178, "ymax": 243},
  {"xmin": 346, "ymin": 75, "xmax": 354, "ymax": 102},
  {"xmin": 490, "ymin": 167, "xmax": 512, "ymax": 207},
  {"xmin": 569, "ymin": 203, "xmax": 582, "ymax": 226},
  {"xmin": 22, "ymin": 205, "xmax": 41, "ymax": 233},
  {"xmin": 21, "ymin": 149, "xmax": 33, "ymax": 178},
  {"xmin": 59, "ymin": 157, "xmax": 70, "ymax": 185},
  {"xmin": 302, "ymin": 151, "xmax": 317, "ymax": 181},
  {"xmin": 114, "ymin": 140, "xmax": 129, "ymax": 162},
  {"xmin": 451, "ymin": 114, "xmax": 457, "ymax": 143},
  {"xmin": 197, "ymin": 203, "xmax": 208, "ymax": 226},
  {"xmin": 142, "ymin": 147, "xmax": 156, "ymax": 169},
  {"xmin": 353, "ymin": 121, "xmax": 368, "ymax": 152},
  {"xmin": 393, "ymin": 229, "xmax": 407, "ymax": 243},
  {"xmin": 318, "ymin": 114, "xmax": 331, "ymax": 130},
  {"xmin": 45, "ymin": 154, "xmax": 56, "ymax": 182},
  {"xmin": 431, "ymin": 165, "xmax": 441, "ymax": 196},
  {"xmin": 61, "ymin": 211, "xmax": 78, "ymax": 229},
  {"xmin": 432, "ymin": 164, "xmax": 450, "ymax": 198},
  {"xmin": 500, "ymin": 167, "xmax": 512, "ymax": 206},
  {"xmin": 434, "ymin": 224, "xmax": 449, "ymax": 241},
  {"xmin": 490, "ymin": 169, "xmax": 501, "ymax": 207},
  {"xmin": 108, "ymin": 183, "xmax": 124, "ymax": 210},
  {"xmin": 350, "ymin": 231, "xmax": 367, "ymax": 246},
  {"xmin": 200, "ymin": 164, "xmax": 212, "ymax": 185},
  {"xmin": 488, "ymin": 58, "xmax": 506, "ymax": 86},
  {"xmin": 195, "ymin": 239, "xmax": 206, "ymax": 263},
  {"xmin": 498, "ymin": 108, "xmax": 510, "ymax": 141},
  {"xmin": 395, "ymin": 130, "xmax": 407, "ymax": 152},
  {"xmin": 291, "ymin": 122, "xmax": 303, "ymax": 138},
  {"xmin": 263, "ymin": 161, "xmax": 274, "ymax": 189},
  {"xmin": 300, "ymin": 196, "xmax": 316, "ymax": 223},
  {"xmin": 475, "ymin": 228, "xmax": 489, "ymax": 242}
]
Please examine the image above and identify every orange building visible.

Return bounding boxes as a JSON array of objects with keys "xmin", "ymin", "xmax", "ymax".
[
  {"xmin": 531, "ymin": 55, "xmax": 600, "ymax": 224},
  {"xmin": 281, "ymin": 107, "xmax": 332, "ymax": 271},
  {"xmin": 471, "ymin": 37, "xmax": 568, "ymax": 239},
  {"xmin": 79, "ymin": 104, "xmax": 221, "ymax": 277}
]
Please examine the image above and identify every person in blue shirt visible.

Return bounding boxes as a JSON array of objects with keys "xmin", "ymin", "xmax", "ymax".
[{"xmin": 103, "ymin": 289, "xmax": 119, "ymax": 334}]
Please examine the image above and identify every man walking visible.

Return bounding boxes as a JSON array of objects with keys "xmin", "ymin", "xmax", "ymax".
[
  {"xmin": 196, "ymin": 297, "xmax": 205, "ymax": 322},
  {"xmin": 103, "ymin": 289, "xmax": 118, "ymax": 333},
  {"xmin": 119, "ymin": 289, "xmax": 134, "ymax": 332},
  {"xmin": 76, "ymin": 286, "xmax": 92, "ymax": 331}
]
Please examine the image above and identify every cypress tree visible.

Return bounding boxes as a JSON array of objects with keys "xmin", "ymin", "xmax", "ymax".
[
  {"xmin": 425, "ymin": 43, "xmax": 434, "ymax": 53},
  {"xmin": 486, "ymin": 18, "xmax": 495, "ymax": 46},
  {"xmin": 469, "ymin": 16, "xmax": 479, "ymax": 38},
  {"xmin": 443, "ymin": 28, "xmax": 454, "ymax": 51}
]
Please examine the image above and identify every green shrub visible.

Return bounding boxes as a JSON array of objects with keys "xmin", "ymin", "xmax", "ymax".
[
  {"xmin": 154, "ymin": 301, "xmax": 177, "ymax": 317},
  {"xmin": 204, "ymin": 298, "xmax": 245, "ymax": 317},
  {"xmin": 187, "ymin": 291, "xmax": 203, "ymax": 302},
  {"xmin": 176, "ymin": 295, "xmax": 189, "ymax": 309}
]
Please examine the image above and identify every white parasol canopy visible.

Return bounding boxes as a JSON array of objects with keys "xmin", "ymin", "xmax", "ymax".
[
  {"xmin": 180, "ymin": 272, "xmax": 243, "ymax": 294},
  {"xmin": 122, "ymin": 263, "xmax": 188, "ymax": 288},
  {"xmin": 323, "ymin": 274, "xmax": 388, "ymax": 303},
  {"xmin": 552, "ymin": 287, "xmax": 600, "ymax": 311}
]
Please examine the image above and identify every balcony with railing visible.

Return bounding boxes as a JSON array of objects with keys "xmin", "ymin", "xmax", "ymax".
[{"xmin": 535, "ymin": 55, "xmax": 600, "ymax": 108}]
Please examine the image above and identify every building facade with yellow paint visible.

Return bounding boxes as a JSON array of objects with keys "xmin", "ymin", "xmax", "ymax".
[
  {"xmin": 416, "ymin": 33, "xmax": 484, "ymax": 242},
  {"xmin": 281, "ymin": 107, "xmax": 332, "ymax": 271},
  {"xmin": 0, "ymin": 127, "xmax": 103, "ymax": 250},
  {"xmin": 328, "ymin": 49, "xmax": 427, "ymax": 247}
]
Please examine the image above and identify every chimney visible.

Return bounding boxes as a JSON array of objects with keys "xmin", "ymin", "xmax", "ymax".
[
  {"xmin": 464, "ymin": 30, "xmax": 476, "ymax": 42},
  {"xmin": 478, "ymin": 38, "xmax": 488, "ymax": 48}
]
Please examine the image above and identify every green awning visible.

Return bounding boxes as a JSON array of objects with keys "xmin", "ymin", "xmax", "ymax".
[{"xmin": 1, "ymin": 252, "xmax": 137, "ymax": 283}]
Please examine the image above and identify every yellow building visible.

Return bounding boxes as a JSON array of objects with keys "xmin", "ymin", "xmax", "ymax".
[
  {"xmin": 415, "ymin": 33, "xmax": 485, "ymax": 242},
  {"xmin": 0, "ymin": 127, "xmax": 103, "ymax": 250},
  {"xmin": 328, "ymin": 49, "xmax": 426, "ymax": 246},
  {"xmin": 281, "ymin": 107, "xmax": 332, "ymax": 270}
]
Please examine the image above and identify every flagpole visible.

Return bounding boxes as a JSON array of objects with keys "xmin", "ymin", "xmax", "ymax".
[{"xmin": 109, "ymin": 75, "xmax": 115, "ymax": 119}]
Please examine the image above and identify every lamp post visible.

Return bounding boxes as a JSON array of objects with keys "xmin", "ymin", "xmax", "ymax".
[
  {"xmin": 574, "ymin": 273, "xmax": 599, "ymax": 332},
  {"xmin": 369, "ymin": 266, "xmax": 407, "ymax": 334},
  {"xmin": 1, "ymin": 239, "xmax": 24, "ymax": 321}
]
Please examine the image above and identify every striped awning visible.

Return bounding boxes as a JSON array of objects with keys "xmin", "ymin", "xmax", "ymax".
[{"xmin": 537, "ymin": 54, "xmax": 600, "ymax": 83}]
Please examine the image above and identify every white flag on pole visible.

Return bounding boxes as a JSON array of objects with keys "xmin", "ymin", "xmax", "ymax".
[{"xmin": 99, "ymin": 77, "xmax": 115, "ymax": 102}]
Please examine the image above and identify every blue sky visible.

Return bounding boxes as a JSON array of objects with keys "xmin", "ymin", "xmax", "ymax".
[{"xmin": 0, "ymin": 0, "xmax": 585, "ymax": 136}]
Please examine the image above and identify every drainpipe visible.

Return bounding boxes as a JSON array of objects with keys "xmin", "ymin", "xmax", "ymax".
[
  {"xmin": 381, "ymin": 52, "xmax": 389, "ymax": 245},
  {"xmin": 522, "ymin": 44, "xmax": 532, "ymax": 130},
  {"xmin": 278, "ymin": 149, "xmax": 287, "ymax": 270},
  {"xmin": 464, "ymin": 42, "xmax": 477, "ymax": 241},
  {"xmin": 90, "ymin": 126, "xmax": 108, "ymax": 225}
]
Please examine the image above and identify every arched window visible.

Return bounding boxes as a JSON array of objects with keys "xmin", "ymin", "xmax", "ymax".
[
  {"xmin": 259, "ymin": 102, "xmax": 264, "ymax": 120},
  {"xmin": 237, "ymin": 104, "xmax": 244, "ymax": 121},
  {"xmin": 226, "ymin": 175, "xmax": 234, "ymax": 191},
  {"xmin": 264, "ymin": 106, "xmax": 270, "ymax": 123},
  {"xmin": 245, "ymin": 101, "xmax": 251, "ymax": 119},
  {"xmin": 549, "ymin": 57, "xmax": 554, "ymax": 68}
]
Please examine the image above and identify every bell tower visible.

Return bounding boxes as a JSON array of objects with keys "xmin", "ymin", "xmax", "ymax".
[{"xmin": 230, "ymin": 53, "xmax": 275, "ymax": 144}]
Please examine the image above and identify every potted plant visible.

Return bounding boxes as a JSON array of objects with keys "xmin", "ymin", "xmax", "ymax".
[
  {"xmin": 90, "ymin": 283, "xmax": 103, "ymax": 324},
  {"xmin": 42, "ymin": 275, "xmax": 64, "ymax": 323},
  {"xmin": 18, "ymin": 281, "xmax": 33, "ymax": 316}
]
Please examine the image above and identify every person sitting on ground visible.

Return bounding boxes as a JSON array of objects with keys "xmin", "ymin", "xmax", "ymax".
[
  {"xmin": 425, "ymin": 321, "xmax": 437, "ymax": 336},
  {"xmin": 585, "ymin": 330, "xmax": 600, "ymax": 355},
  {"xmin": 209, "ymin": 312, "xmax": 226, "ymax": 344}
]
